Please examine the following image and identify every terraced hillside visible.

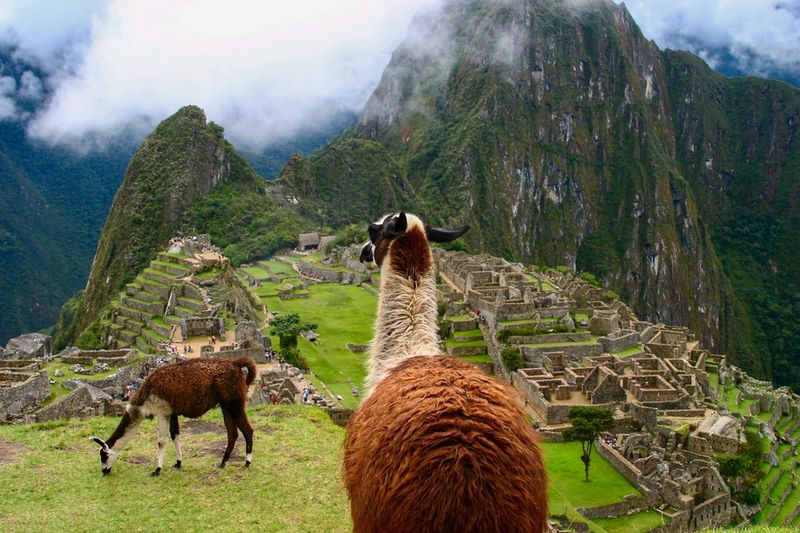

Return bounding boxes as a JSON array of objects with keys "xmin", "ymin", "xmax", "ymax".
[{"xmin": 98, "ymin": 252, "xmax": 207, "ymax": 354}]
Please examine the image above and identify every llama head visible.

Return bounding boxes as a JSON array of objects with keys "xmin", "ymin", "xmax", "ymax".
[
  {"xmin": 359, "ymin": 212, "xmax": 469, "ymax": 273},
  {"xmin": 90, "ymin": 436, "xmax": 118, "ymax": 475}
]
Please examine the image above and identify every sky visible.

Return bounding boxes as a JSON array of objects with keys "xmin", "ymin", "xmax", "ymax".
[{"xmin": 0, "ymin": 0, "xmax": 798, "ymax": 151}]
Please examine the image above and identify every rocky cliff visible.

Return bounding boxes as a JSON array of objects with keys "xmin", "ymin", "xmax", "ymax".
[{"xmin": 278, "ymin": 0, "xmax": 800, "ymax": 388}]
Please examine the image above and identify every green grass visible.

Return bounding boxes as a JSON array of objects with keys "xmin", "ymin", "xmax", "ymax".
[
  {"xmin": 542, "ymin": 441, "xmax": 645, "ymax": 532},
  {"xmin": 453, "ymin": 328, "xmax": 482, "ymax": 338},
  {"xmin": 444, "ymin": 338, "xmax": 487, "ymax": 348},
  {"xmin": 242, "ymin": 266, "xmax": 272, "ymax": 279},
  {"xmin": 458, "ymin": 354, "xmax": 492, "ymax": 364},
  {"xmin": 195, "ymin": 269, "xmax": 222, "ymax": 281},
  {"xmin": 520, "ymin": 338, "xmax": 599, "ymax": 348},
  {"xmin": 771, "ymin": 483, "xmax": 800, "ymax": 526},
  {"xmin": 613, "ymin": 345, "xmax": 643, "ymax": 357},
  {"xmin": 0, "ymin": 406, "xmax": 350, "ymax": 532},
  {"xmin": 261, "ymin": 259, "xmax": 296, "ymax": 276},
  {"xmin": 591, "ymin": 510, "xmax": 668, "ymax": 532},
  {"xmin": 265, "ymin": 284, "xmax": 377, "ymax": 408},
  {"xmin": 448, "ymin": 315, "xmax": 476, "ymax": 323},
  {"xmin": 40, "ymin": 358, "xmax": 142, "ymax": 405}
]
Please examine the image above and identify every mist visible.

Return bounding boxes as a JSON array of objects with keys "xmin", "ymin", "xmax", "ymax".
[{"xmin": 0, "ymin": 0, "xmax": 798, "ymax": 152}]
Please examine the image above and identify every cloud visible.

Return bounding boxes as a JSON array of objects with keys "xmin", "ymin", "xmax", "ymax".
[
  {"xmin": 1, "ymin": 0, "xmax": 798, "ymax": 151},
  {"xmin": 0, "ymin": 76, "xmax": 17, "ymax": 119},
  {"xmin": 15, "ymin": 0, "xmax": 441, "ymax": 150},
  {"xmin": 619, "ymin": 0, "xmax": 800, "ymax": 79}
]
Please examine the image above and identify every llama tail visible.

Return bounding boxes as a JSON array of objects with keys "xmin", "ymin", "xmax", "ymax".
[{"xmin": 234, "ymin": 357, "xmax": 257, "ymax": 385}]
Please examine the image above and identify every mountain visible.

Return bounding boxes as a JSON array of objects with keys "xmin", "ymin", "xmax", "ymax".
[
  {"xmin": 277, "ymin": 0, "xmax": 800, "ymax": 389},
  {"xmin": 67, "ymin": 106, "xmax": 306, "ymax": 344}
]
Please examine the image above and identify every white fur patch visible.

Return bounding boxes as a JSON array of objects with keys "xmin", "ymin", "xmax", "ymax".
[
  {"xmin": 139, "ymin": 394, "xmax": 173, "ymax": 417},
  {"xmin": 246, "ymin": 453, "xmax": 252, "ymax": 463}
]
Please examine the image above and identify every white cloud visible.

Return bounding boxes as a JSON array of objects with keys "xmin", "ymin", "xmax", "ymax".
[
  {"xmin": 21, "ymin": 0, "xmax": 440, "ymax": 150},
  {"xmin": 619, "ymin": 0, "xmax": 800, "ymax": 77},
  {"xmin": 18, "ymin": 71, "xmax": 43, "ymax": 100},
  {"xmin": 0, "ymin": 0, "xmax": 798, "ymax": 151},
  {"xmin": 0, "ymin": 76, "xmax": 18, "ymax": 119}
]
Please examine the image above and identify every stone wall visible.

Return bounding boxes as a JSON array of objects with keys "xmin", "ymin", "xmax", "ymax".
[
  {"xmin": 203, "ymin": 347, "xmax": 265, "ymax": 363},
  {"xmin": 599, "ymin": 330, "xmax": 640, "ymax": 352},
  {"xmin": 595, "ymin": 439, "xmax": 656, "ymax": 502},
  {"xmin": 61, "ymin": 349, "xmax": 136, "ymax": 367},
  {"xmin": 326, "ymin": 407, "xmax": 354, "ymax": 427},
  {"xmin": 182, "ymin": 317, "xmax": 224, "ymax": 338},
  {"xmin": 297, "ymin": 262, "xmax": 368, "ymax": 285},
  {"xmin": 34, "ymin": 384, "xmax": 124, "ymax": 422},
  {"xmin": 521, "ymin": 343, "xmax": 603, "ymax": 362},
  {"xmin": 0, "ymin": 371, "xmax": 50, "ymax": 420},
  {"xmin": 577, "ymin": 495, "xmax": 648, "ymax": 519},
  {"xmin": 508, "ymin": 332, "xmax": 592, "ymax": 345}
]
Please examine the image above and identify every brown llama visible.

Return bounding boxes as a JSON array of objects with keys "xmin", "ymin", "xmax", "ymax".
[
  {"xmin": 345, "ymin": 212, "xmax": 548, "ymax": 532},
  {"xmin": 90, "ymin": 357, "xmax": 256, "ymax": 476}
]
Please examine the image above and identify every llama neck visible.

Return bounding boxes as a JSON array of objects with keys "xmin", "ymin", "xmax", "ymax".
[{"xmin": 366, "ymin": 266, "xmax": 440, "ymax": 392}]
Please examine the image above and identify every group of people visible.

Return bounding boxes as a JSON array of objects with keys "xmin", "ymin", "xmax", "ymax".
[
  {"xmin": 301, "ymin": 382, "xmax": 316, "ymax": 403},
  {"xmin": 257, "ymin": 382, "xmax": 280, "ymax": 404},
  {"xmin": 122, "ymin": 373, "xmax": 146, "ymax": 401}
]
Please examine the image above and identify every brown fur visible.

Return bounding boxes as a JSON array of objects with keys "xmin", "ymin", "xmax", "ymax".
[
  {"xmin": 388, "ymin": 226, "xmax": 432, "ymax": 282},
  {"xmin": 344, "ymin": 356, "xmax": 548, "ymax": 532},
  {"xmin": 100, "ymin": 357, "xmax": 256, "ymax": 474},
  {"xmin": 131, "ymin": 357, "xmax": 255, "ymax": 418}
]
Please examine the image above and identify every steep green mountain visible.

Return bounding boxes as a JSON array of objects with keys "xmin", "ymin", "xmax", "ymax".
[
  {"xmin": 278, "ymin": 0, "xmax": 800, "ymax": 389},
  {"xmin": 0, "ymin": 121, "xmax": 133, "ymax": 346},
  {"xmin": 70, "ymin": 106, "xmax": 306, "ymax": 342}
]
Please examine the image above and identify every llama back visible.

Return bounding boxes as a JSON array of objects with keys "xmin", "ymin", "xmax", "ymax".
[{"xmin": 344, "ymin": 356, "xmax": 548, "ymax": 532}]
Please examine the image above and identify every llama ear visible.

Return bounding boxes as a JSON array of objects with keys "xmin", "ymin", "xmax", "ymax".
[
  {"xmin": 426, "ymin": 225, "xmax": 470, "ymax": 243},
  {"xmin": 386, "ymin": 212, "xmax": 407, "ymax": 238},
  {"xmin": 90, "ymin": 436, "xmax": 109, "ymax": 450}
]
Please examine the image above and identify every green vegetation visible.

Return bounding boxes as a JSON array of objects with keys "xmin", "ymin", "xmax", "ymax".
[
  {"xmin": 269, "ymin": 313, "xmax": 318, "ymax": 352},
  {"xmin": 264, "ymin": 283, "xmax": 377, "ymax": 408},
  {"xmin": 497, "ymin": 324, "xmax": 574, "ymax": 342},
  {"xmin": 501, "ymin": 346, "xmax": 523, "ymax": 372},
  {"xmin": 563, "ymin": 407, "xmax": 614, "ymax": 481},
  {"xmin": 0, "ymin": 406, "xmax": 351, "ymax": 531}
]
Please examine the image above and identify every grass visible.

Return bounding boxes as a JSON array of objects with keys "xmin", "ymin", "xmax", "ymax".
[
  {"xmin": 261, "ymin": 258, "xmax": 295, "ymax": 276},
  {"xmin": 0, "ymin": 406, "xmax": 351, "ymax": 532},
  {"xmin": 591, "ymin": 510, "xmax": 668, "ymax": 532},
  {"xmin": 40, "ymin": 359, "xmax": 139, "ymax": 405},
  {"xmin": 458, "ymin": 354, "xmax": 492, "ymax": 364},
  {"xmin": 265, "ymin": 284, "xmax": 377, "ymax": 408},
  {"xmin": 242, "ymin": 266, "xmax": 272, "ymax": 279},
  {"xmin": 542, "ymin": 441, "xmax": 650, "ymax": 532},
  {"xmin": 520, "ymin": 338, "xmax": 599, "ymax": 348},
  {"xmin": 613, "ymin": 345, "xmax": 643, "ymax": 358},
  {"xmin": 445, "ymin": 338, "xmax": 487, "ymax": 348}
]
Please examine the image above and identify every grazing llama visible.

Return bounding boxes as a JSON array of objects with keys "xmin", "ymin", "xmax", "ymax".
[
  {"xmin": 345, "ymin": 212, "xmax": 548, "ymax": 532},
  {"xmin": 91, "ymin": 357, "xmax": 256, "ymax": 476}
]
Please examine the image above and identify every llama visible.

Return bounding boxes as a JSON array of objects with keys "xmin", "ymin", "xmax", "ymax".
[
  {"xmin": 90, "ymin": 357, "xmax": 256, "ymax": 476},
  {"xmin": 345, "ymin": 212, "xmax": 548, "ymax": 532}
]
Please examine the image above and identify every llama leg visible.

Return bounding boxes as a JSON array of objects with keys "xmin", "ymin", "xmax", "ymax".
[
  {"xmin": 234, "ymin": 411, "xmax": 254, "ymax": 467},
  {"xmin": 170, "ymin": 414, "xmax": 182, "ymax": 469},
  {"xmin": 152, "ymin": 415, "xmax": 170, "ymax": 477},
  {"xmin": 220, "ymin": 409, "xmax": 239, "ymax": 468}
]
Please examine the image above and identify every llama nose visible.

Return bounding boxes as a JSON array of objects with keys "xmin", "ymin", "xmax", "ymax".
[{"xmin": 360, "ymin": 243, "xmax": 374, "ymax": 263}]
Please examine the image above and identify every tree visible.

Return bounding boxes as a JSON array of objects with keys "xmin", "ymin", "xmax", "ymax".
[
  {"xmin": 562, "ymin": 407, "xmax": 614, "ymax": 481},
  {"xmin": 268, "ymin": 313, "xmax": 317, "ymax": 351}
]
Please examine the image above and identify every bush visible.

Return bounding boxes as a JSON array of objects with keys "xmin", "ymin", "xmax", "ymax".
[
  {"xmin": 501, "ymin": 346, "xmax": 523, "ymax": 372},
  {"xmin": 281, "ymin": 347, "xmax": 309, "ymax": 371}
]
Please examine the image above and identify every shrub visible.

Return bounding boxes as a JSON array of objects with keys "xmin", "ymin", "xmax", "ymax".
[
  {"xmin": 501, "ymin": 346, "xmax": 523, "ymax": 372},
  {"xmin": 281, "ymin": 347, "xmax": 309, "ymax": 371}
]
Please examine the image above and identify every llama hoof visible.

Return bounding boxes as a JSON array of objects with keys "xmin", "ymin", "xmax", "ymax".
[
  {"xmin": 173, "ymin": 460, "xmax": 182, "ymax": 469},
  {"xmin": 219, "ymin": 462, "xmax": 226, "ymax": 469},
  {"xmin": 102, "ymin": 468, "xmax": 111, "ymax": 476},
  {"xmin": 245, "ymin": 460, "xmax": 251, "ymax": 468},
  {"xmin": 151, "ymin": 467, "xmax": 161, "ymax": 477}
]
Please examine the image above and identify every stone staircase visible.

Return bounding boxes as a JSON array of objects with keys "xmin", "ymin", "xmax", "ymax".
[{"xmin": 99, "ymin": 252, "xmax": 209, "ymax": 354}]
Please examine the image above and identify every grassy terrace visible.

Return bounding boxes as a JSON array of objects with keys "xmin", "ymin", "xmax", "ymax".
[
  {"xmin": 264, "ymin": 283, "xmax": 377, "ymax": 409},
  {"xmin": 520, "ymin": 337, "xmax": 600, "ymax": 348},
  {"xmin": 40, "ymin": 357, "xmax": 144, "ymax": 405},
  {"xmin": 242, "ymin": 266, "xmax": 272, "ymax": 279},
  {"xmin": 542, "ymin": 441, "xmax": 667, "ymax": 532},
  {"xmin": 260, "ymin": 258, "xmax": 296, "ymax": 276},
  {"xmin": 0, "ymin": 406, "xmax": 351, "ymax": 531},
  {"xmin": 613, "ymin": 345, "xmax": 644, "ymax": 358}
]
